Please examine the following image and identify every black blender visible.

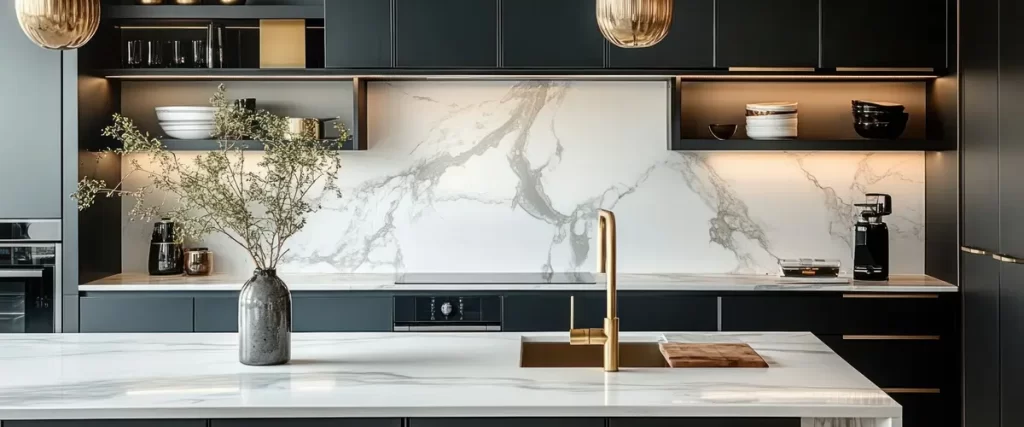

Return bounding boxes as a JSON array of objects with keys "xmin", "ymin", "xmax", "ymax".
[{"xmin": 853, "ymin": 194, "xmax": 892, "ymax": 281}]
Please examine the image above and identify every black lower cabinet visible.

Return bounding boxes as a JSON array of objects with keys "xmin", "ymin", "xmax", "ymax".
[
  {"xmin": 889, "ymin": 393, "xmax": 948, "ymax": 427},
  {"xmin": 503, "ymin": 294, "xmax": 572, "ymax": 332},
  {"xmin": 1000, "ymin": 263, "xmax": 1024, "ymax": 427},
  {"xmin": 293, "ymin": 296, "xmax": 393, "ymax": 332},
  {"xmin": 819, "ymin": 336, "xmax": 946, "ymax": 389},
  {"xmin": 722, "ymin": 294, "xmax": 949, "ymax": 335},
  {"xmin": 194, "ymin": 295, "xmax": 239, "ymax": 332},
  {"xmin": 80, "ymin": 296, "xmax": 194, "ymax": 333},
  {"xmin": 609, "ymin": 419, "xmax": 797, "ymax": 427},
  {"xmin": 964, "ymin": 253, "xmax": 1001, "ymax": 427},
  {"xmin": 572, "ymin": 293, "xmax": 717, "ymax": 331},
  {"xmin": 409, "ymin": 419, "xmax": 601, "ymax": 427},
  {"xmin": 211, "ymin": 419, "xmax": 401, "ymax": 427},
  {"xmin": 3, "ymin": 421, "xmax": 206, "ymax": 427}
]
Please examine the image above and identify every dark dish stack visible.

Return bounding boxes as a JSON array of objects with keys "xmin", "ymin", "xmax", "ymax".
[{"xmin": 852, "ymin": 100, "xmax": 908, "ymax": 139}]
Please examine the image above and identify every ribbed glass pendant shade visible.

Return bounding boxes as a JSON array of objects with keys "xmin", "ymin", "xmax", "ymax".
[
  {"xmin": 15, "ymin": 0, "xmax": 101, "ymax": 50},
  {"xmin": 596, "ymin": 0, "xmax": 673, "ymax": 48}
]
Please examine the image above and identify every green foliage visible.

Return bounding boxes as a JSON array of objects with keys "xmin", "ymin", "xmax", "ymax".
[{"xmin": 72, "ymin": 85, "xmax": 349, "ymax": 270}]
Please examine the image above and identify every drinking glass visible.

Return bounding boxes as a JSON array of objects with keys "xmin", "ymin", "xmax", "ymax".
[
  {"xmin": 192, "ymin": 40, "xmax": 207, "ymax": 68},
  {"xmin": 145, "ymin": 41, "xmax": 163, "ymax": 68},
  {"xmin": 126, "ymin": 40, "xmax": 143, "ymax": 68},
  {"xmin": 167, "ymin": 40, "xmax": 188, "ymax": 68}
]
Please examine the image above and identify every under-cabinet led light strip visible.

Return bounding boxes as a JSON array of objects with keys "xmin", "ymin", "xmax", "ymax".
[{"xmin": 105, "ymin": 74, "xmax": 939, "ymax": 81}]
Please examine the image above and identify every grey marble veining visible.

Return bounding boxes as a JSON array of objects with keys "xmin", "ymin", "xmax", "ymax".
[
  {"xmin": 0, "ymin": 332, "xmax": 901, "ymax": 421},
  {"xmin": 121, "ymin": 81, "xmax": 925, "ymax": 276}
]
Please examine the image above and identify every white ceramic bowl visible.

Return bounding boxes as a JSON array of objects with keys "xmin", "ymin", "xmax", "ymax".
[
  {"xmin": 747, "ymin": 131, "xmax": 798, "ymax": 140},
  {"xmin": 746, "ymin": 114, "xmax": 798, "ymax": 123},
  {"xmin": 156, "ymin": 107, "xmax": 217, "ymax": 122},
  {"xmin": 163, "ymin": 128, "xmax": 214, "ymax": 140},
  {"xmin": 746, "ymin": 119, "xmax": 798, "ymax": 128},
  {"xmin": 159, "ymin": 120, "xmax": 215, "ymax": 126},
  {"xmin": 746, "ymin": 102, "xmax": 798, "ymax": 112}
]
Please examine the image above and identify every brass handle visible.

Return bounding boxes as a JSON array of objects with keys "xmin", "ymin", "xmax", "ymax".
[
  {"xmin": 882, "ymin": 388, "xmax": 941, "ymax": 394},
  {"xmin": 993, "ymin": 254, "xmax": 1024, "ymax": 264},
  {"xmin": 569, "ymin": 295, "xmax": 575, "ymax": 330},
  {"xmin": 843, "ymin": 294, "xmax": 938, "ymax": 299},
  {"xmin": 961, "ymin": 246, "xmax": 990, "ymax": 256},
  {"xmin": 843, "ymin": 335, "xmax": 940, "ymax": 341}
]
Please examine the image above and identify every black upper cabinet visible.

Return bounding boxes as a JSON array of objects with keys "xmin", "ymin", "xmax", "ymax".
[
  {"xmin": 962, "ymin": 0, "xmax": 1000, "ymax": 252},
  {"xmin": 325, "ymin": 0, "xmax": 393, "ymax": 68},
  {"xmin": 609, "ymin": 0, "xmax": 714, "ymax": 69},
  {"xmin": 1000, "ymin": 0, "xmax": 1024, "ymax": 258},
  {"xmin": 821, "ymin": 0, "xmax": 947, "ymax": 68},
  {"xmin": 502, "ymin": 0, "xmax": 605, "ymax": 68},
  {"xmin": 394, "ymin": 0, "xmax": 498, "ymax": 68},
  {"xmin": 716, "ymin": 0, "xmax": 819, "ymax": 68}
]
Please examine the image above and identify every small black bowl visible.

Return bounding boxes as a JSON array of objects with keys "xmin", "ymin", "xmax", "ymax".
[
  {"xmin": 854, "ymin": 120, "xmax": 908, "ymax": 139},
  {"xmin": 709, "ymin": 124, "xmax": 738, "ymax": 140},
  {"xmin": 854, "ymin": 112, "xmax": 910, "ymax": 123},
  {"xmin": 852, "ymin": 100, "xmax": 906, "ymax": 112}
]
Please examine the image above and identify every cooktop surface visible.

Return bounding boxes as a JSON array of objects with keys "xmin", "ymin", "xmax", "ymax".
[{"xmin": 395, "ymin": 272, "xmax": 596, "ymax": 285}]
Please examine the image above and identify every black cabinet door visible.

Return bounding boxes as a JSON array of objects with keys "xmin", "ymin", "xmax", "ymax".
[
  {"xmin": 964, "ymin": 253, "xmax": 1001, "ymax": 427},
  {"xmin": 80, "ymin": 296, "xmax": 194, "ymax": 333},
  {"xmin": 502, "ymin": 294, "xmax": 571, "ymax": 332},
  {"xmin": 211, "ymin": 419, "xmax": 402, "ymax": 427},
  {"xmin": 1002, "ymin": 263, "xmax": 1024, "ymax": 427},
  {"xmin": 394, "ymin": 0, "xmax": 498, "ymax": 68},
  {"xmin": 574, "ymin": 293, "xmax": 718, "ymax": 331},
  {"xmin": 716, "ymin": 0, "xmax": 818, "ymax": 68},
  {"xmin": 501, "ymin": 0, "xmax": 605, "ymax": 68},
  {"xmin": 722, "ymin": 294, "xmax": 950, "ymax": 335},
  {"xmin": 5, "ymin": 421, "xmax": 206, "ymax": 427},
  {"xmin": 1000, "ymin": 0, "xmax": 1024, "ymax": 259},
  {"xmin": 292, "ymin": 296, "xmax": 393, "ymax": 332},
  {"xmin": 608, "ymin": 419, "xmax": 798, "ymax": 427},
  {"xmin": 820, "ymin": 0, "xmax": 947, "ymax": 68},
  {"xmin": 194, "ymin": 295, "xmax": 239, "ymax": 332},
  {"xmin": 325, "ymin": 0, "xmax": 393, "ymax": 68},
  {"xmin": 609, "ymin": 0, "xmax": 714, "ymax": 69},
  {"xmin": 961, "ymin": 0, "xmax": 1001, "ymax": 252},
  {"xmin": 0, "ymin": 8, "xmax": 61, "ymax": 219}
]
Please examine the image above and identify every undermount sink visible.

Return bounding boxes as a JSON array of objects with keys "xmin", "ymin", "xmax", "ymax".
[{"xmin": 519, "ymin": 341, "xmax": 669, "ymax": 368}]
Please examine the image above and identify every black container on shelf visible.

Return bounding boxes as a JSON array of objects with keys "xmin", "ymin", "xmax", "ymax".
[{"xmin": 148, "ymin": 219, "xmax": 183, "ymax": 276}]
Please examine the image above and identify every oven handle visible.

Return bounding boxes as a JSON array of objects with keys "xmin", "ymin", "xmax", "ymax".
[
  {"xmin": 393, "ymin": 325, "xmax": 501, "ymax": 332},
  {"xmin": 0, "ymin": 269, "xmax": 44, "ymax": 278}
]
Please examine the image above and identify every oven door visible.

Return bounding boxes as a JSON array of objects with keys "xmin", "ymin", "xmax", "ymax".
[{"xmin": 0, "ymin": 267, "xmax": 54, "ymax": 333}]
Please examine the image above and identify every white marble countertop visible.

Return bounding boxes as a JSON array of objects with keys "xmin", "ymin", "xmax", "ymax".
[
  {"xmin": 79, "ymin": 272, "xmax": 957, "ymax": 293},
  {"xmin": 0, "ymin": 332, "xmax": 900, "ymax": 421}
]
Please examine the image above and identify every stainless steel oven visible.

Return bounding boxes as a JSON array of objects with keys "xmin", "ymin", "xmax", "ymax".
[{"xmin": 0, "ymin": 220, "xmax": 61, "ymax": 333}]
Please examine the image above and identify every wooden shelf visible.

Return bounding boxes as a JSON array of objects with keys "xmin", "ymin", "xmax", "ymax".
[
  {"xmin": 671, "ymin": 139, "xmax": 952, "ymax": 151},
  {"xmin": 161, "ymin": 138, "xmax": 359, "ymax": 151},
  {"xmin": 105, "ymin": 5, "xmax": 323, "ymax": 20}
]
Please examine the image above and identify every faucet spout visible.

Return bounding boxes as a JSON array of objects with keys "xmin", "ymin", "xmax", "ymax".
[{"xmin": 569, "ymin": 209, "xmax": 619, "ymax": 372}]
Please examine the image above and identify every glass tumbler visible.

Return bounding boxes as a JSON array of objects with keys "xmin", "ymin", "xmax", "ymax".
[
  {"xmin": 145, "ymin": 40, "xmax": 163, "ymax": 68},
  {"xmin": 192, "ymin": 40, "xmax": 207, "ymax": 68},
  {"xmin": 126, "ymin": 40, "xmax": 143, "ymax": 68},
  {"xmin": 168, "ymin": 40, "xmax": 188, "ymax": 68}
]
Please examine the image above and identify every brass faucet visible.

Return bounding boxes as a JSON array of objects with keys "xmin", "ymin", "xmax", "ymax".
[{"xmin": 569, "ymin": 209, "xmax": 619, "ymax": 372}]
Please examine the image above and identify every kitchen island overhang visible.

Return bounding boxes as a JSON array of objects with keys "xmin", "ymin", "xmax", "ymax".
[{"xmin": 0, "ymin": 332, "xmax": 901, "ymax": 425}]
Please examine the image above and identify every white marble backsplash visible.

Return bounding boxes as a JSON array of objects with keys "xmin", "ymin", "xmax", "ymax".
[{"xmin": 121, "ymin": 81, "xmax": 925, "ymax": 275}]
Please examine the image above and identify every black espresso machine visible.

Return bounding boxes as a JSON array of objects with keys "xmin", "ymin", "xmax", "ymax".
[{"xmin": 853, "ymin": 194, "xmax": 892, "ymax": 281}]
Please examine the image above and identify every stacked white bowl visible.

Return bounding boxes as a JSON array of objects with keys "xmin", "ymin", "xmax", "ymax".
[
  {"xmin": 745, "ymin": 102, "xmax": 798, "ymax": 140},
  {"xmin": 156, "ymin": 107, "xmax": 217, "ymax": 140}
]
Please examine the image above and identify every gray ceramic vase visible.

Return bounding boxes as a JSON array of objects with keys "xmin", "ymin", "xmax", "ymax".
[{"xmin": 238, "ymin": 269, "xmax": 292, "ymax": 366}]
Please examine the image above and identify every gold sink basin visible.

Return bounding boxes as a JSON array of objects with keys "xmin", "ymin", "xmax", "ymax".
[{"xmin": 520, "ymin": 341, "xmax": 669, "ymax": 368}]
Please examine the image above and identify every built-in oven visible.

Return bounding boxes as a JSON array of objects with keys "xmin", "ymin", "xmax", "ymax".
[
  {"xmin": 0, "ymin": 220, "xmax": 61, "ymax": 333},
  {"xmin": 393, "ymin": 296, "xmax": 502, "ymax": 332}
]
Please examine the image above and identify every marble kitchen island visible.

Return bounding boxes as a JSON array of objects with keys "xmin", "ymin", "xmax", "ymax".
[{"xmin": 0, "ymin": 332, "xmax": 901, "ymax": 427}]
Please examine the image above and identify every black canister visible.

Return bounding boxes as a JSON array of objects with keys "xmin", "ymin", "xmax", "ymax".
[{"xmin": 149, "ymin": 219, "xmax": 184, "ymax": 275}]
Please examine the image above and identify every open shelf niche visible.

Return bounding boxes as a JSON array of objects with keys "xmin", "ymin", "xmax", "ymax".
[{"xmin": 670, "ymin": 77, "xmax": 955, "ymax": 151}]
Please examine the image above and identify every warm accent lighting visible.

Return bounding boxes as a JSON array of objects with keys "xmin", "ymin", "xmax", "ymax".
[
  {"xmin": 596, "ymin": 0, "xmax": 673, "ymax": 48},
  {"xmin": 15, "ymin": 0, "xmax": 100, "ymax": 50}
]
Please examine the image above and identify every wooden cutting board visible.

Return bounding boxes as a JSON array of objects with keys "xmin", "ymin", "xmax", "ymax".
[{"xmin": 658, "ymin": 343, "xmax": 769, "ymax": 368}]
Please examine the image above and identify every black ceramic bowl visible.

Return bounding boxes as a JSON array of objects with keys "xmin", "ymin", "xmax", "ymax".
[
  {"xmin": 854, "ymin": 118, "xmax": 908, "ymax": 139},
  {"xmin": 709, "ymin": 124, "xmax": 738, "ymax": 140},
  {"xmin": 854, "ymin": 112, "xmax": 910, "ymax": 123},
  {"xmin": 852, "ymin": 100, "xmax": 906, "ymax": 112}
]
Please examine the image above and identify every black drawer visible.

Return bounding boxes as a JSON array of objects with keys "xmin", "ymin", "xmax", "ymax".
[
  {"xmin": 819, "ymin": 336, "xmax": 949, "ymax": 389},
  {"xmin": 722, "ymin": 294, "xmax": 950, "ymax": 335},
  {"xmin": 890, "ymin": 391, "xmax": 957, "ymax": 427}
]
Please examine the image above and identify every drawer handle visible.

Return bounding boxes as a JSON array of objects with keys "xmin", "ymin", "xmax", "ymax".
[
  {"xmin": 882, "ymin": 388, "xmax": 941, "ymax": 394},
  {"xmin": 842, "ymin": 294, "xmax": 938, "ymax": 299},
  {"xmin": 993, "ymin": 254, "xmax": 1024, "ymax": 264},
  {"xmin": 842, "ymin": 335, "xmax": 940, "ymax": 341},
  {"xmin": 961, "ymin": 246, "xmax": 990, "ymax": 256}
]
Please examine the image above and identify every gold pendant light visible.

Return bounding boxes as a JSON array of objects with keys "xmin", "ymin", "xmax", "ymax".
[
  {"xmin": 15, "ymin": 0, "xmax": 101, "ymax": 50},
  {"xmin": 596, "ymin": 0, "xmax": 673, "ymax": 48}
]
